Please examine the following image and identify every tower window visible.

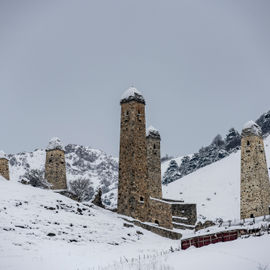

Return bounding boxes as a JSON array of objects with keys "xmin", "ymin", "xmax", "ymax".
[
  {"xmin": 154, "ymin": 220, "xmax": 159, "ymax": 226},
  {"xmin": 139, "ymin": 196, "xmax": 144, "ymax": 203},
  {"xmin": 250, "ymin": 214, "xmax": 254, "ymax": 218},
  {"xmin": 153, "ymin": 144, "xmax": 156, "ymax": 149},
  {"xmin": 247, "ymin": 140, "xmax": 250, "ymax": 146}
]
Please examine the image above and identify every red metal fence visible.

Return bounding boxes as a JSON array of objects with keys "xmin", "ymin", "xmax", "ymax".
[{"xmin": 181, "ymin": 230, "xmax": 240, "ymax": 250}]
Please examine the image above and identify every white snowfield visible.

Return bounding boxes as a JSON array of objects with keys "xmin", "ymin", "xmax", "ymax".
[
  {"xmin": 0, "ymin": 178, "xmax": 177, "ymax": 269},
  {"xmin": 0, "ymin": 178, "xmax": 269, "ymax": 269},
  {"xmin": 163, "ymin": 135, "xmax": 270, "ymax": 222}
]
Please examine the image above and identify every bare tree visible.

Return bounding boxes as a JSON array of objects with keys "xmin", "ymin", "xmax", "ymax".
[
  {"xmin": 69, "ymin": 178, "xmax": 94, "ymax": 202},
  {"xmin": 22, "ymin": 169, "xmax": 51, "ymax": 189}
]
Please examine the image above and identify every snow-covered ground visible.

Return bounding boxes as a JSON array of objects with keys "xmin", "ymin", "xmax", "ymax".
[
  {"xmin": 0, "ymin": 177, "xmax": 179, "ymax": 270},
  {"xmin": 103, "ymin": 235, "xmax": 270, "ymax": 270},
  {"xmin": 163, "ymin": 135, "xmax": 270, "ymax": 221},
  {"xmin": 1, "ymin": 176, "xmax": 269, "ymax": 270}
]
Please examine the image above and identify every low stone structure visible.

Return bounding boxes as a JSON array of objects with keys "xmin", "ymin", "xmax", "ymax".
[
  {"xmin": 0, "ymin": 151, "xmax": 9, "ymax": 180},
  {"xmin": 45, "ymin": 137, "xmax": 67, "ymax": 190},
  {"xmin": 149, "ymin": 198, "xmax": 173, "ymax": 229},
  {"xmin": 240, "ymin": 121, "xmax": 270, "ymax": 219}
]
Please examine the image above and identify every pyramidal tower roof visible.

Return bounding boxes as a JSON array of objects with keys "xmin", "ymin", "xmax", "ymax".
[
  {"xmin": 46, "ymin": 137, "xmax": 64, "ymax": 151},
  {"xmin": 146, "ymin": 125, "xmax": 161, "ymax": 139},
  {"xmin": 242, "ymin": 120, "xmax": 262, "ymax": 137},
  {"xmin": 120, "ymin": 86, "xmax": 145, "ymax": 104},
  {"xmin": 0, "ymin": 150, "xmax": 8, "ymax": 159}
]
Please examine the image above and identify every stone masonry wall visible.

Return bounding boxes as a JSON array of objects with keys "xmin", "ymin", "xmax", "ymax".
[
  {"xmin": 0, "ymin": 158, "xmax": 9, "ymax": 180},
  {"xmin": 45, "ymin": 149, "xmax": 67, "ymax": 190},
  {"xmin": 117, "ymin": 101, "xmax": 150, "ymax": 222},
  {"xmin": 170, "ymin": 203, "xmax": 197, "ymax": 225},
  {"xmin": 149, "ymin": 198, "xmax": 173, "ymax": 229},
  {"xmin": 241, "ymin": 135, "xmax": 270, "ymax": 219},
  {"xmin": 146, "ymin": 136, "xmax": 162, "ymax": 199}
]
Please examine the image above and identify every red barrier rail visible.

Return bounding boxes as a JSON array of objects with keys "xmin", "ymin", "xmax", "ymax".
[{"xmin": 181, "ymin": 230, "xmax": 240, "ymax": 250}]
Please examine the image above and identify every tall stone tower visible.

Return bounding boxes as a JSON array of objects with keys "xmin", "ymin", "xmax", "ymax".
[
  {"xmin": 0, "ymin": 151, "xmax": 9, "ymax": 180},
  {"xmin": 45, "ymin": 137, "xmax": 67, "ymax": 190},
  {"xmin": 146, "ymin": 126, "xmax": 162, "ymax": 199},
  {"xmin": 240, "ymin": 121, "xmax": 270, "ymax": 219},
  {"xmin": 117, "ymin": 87, "xmax": 150, "ymax": 221}
]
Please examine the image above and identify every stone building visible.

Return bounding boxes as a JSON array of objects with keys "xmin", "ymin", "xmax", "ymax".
[
  {"xmin": 240, "ymin": 121, "xmax": 270, "ymax": 219},
  {"xmin": 0, "ymin": 151, "xmax": 9, "ymax": 180},
  {"xmin": 117, "ymin": 87, "xmax": 150, "ymax": 221},
  {"xmin": 117, "ymin": 87, "xmax": 196, "ymax": 235},
  {"xmin": 146, "ymin": 126, "xmax": 162, "ymax": 199},
  {"xmin": 45, "ymin": 137, "xmax": 67, "ymax": 190}
]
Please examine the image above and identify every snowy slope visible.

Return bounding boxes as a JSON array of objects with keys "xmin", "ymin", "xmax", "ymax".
[
  {"xmin": 105, "ymin": 235, "xmax": 270, "ymax": 270},
  {"xmin": 163, "ymin": 135, "xmax": 270, "ymax": 221},
  {"xmin": 1, "ymin": 176, "xmax": 270, "ymax": 270},
  {"xmin": 0, "ymin": 177, "xmax": 178, "ymax": 270}
]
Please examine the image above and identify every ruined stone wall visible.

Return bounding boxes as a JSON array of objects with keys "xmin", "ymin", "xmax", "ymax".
[
  {"xmin": 0, "ymin": 158, "xmax": 9, "ymax": 180},
  {"xmin": 45, "ymin": 149, "xmax": 67, "ymax": 190},
  {"xmin": 241, "ymin": 135, "xmax": 270, "ymax": 219},
  {"xmin": 170, "ymin": 203, "xmax": 197, "ymax": 225},
  {"xmin": 149, "ymin": 198, "xmax": 173, "ymax": 229},
  {"xmin": 133, "ymin": 220, "xmax": 182, "ymax": 239},
  {"xmin": 146, "ymin": 136, "xmax": 162, "ymax": 199},
  {"xmin": 117, "ymin": 100, "xmax": 150, "ymax": 221}
]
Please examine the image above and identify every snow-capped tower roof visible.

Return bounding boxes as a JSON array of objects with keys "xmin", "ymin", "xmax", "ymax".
[
  {"xmin": 120, "ymin": 86, "xmax": 145, "ymax": 104},
  {"xmin": 242, "ymin": 120, "xmax": 262, "ymax": 137},
  {"xmin": 46, "ymin": 137, "xmax": 64, "ymax": 151},
  {"xmin": 0, "ymin": 150, "xmax": 8, "ymax": 160},
  {"xmin": 146, "ymin": 125, "xmax": 161, "ymax": 140}
]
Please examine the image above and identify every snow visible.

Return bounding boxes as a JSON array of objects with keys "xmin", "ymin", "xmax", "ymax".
[
  {"xmin": 0, "ymin": 177, "xmax": 178, "ymax": 269},
  {"xmin": 46, "ymin": 137, "xmax": 64, "ymax": 151},
  {"xmin": 242, "ymin": 120, "xmax": 262, "ymax": 136},
  {"xmin": 0, "ymin": 150, "xmax": 7, "ymax": 159},
  {"xmin": 1, "ymin": 156, "xmax": 270, "ymax": 269},
  {"xmin": 163, "ymin": 135, "xmax": 270, "ymax": 222},
  {"xmin": 146, "ymin": 125, "xmax": 160, "ymax": 137},
  {"xmin": 163, "ymin": 235, "xmax": 270, "ymax": 270},
  {"xmin": 120, "ymin": 87, "xmax": 144, "ymax": 102}
]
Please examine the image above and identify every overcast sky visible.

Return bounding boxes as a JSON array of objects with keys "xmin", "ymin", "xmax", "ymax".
[{"xmin": 0, "ymin": 0, "xmax": 270, "ymax": 158}]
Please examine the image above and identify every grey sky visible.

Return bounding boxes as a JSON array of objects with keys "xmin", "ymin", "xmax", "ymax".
[{"xmin": 0, "ymin": 0, "xmax": 270, "ymax": 158}]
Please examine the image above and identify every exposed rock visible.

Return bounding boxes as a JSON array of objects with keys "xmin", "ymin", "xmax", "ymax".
[
  {"xmin": 195, "ymin": 220, "xmax": 215, "ymax": 232},
  {"xmin": 92, "ymin": 188, "xmax": 104, "ymax": 208}
]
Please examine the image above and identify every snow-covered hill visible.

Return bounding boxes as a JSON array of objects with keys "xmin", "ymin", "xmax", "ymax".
[
  {"xmin": 8, "ymin": 144, "xmax": 118, "ymax": 208},
  {"xmin": 0, "ymin": 177, "xmax": 177, "ymax": 269},
  {"xmin": 1, "ymin": 176, "xmax": 269, "ymax": 270},
  {"xmin": 162, "ymin": 110, "xmax": 270, "ymax": 185},
  {"xmin": 163, "ymin": 135, "xmax": 270, "ymax": 221}
]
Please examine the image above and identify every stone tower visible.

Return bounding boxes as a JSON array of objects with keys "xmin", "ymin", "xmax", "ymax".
[
  {"xmin": 240, "ymin": 121, "xmax": 270, "ymax": 219},
  {"xmin": 146, "ymin": 126, "xmax": 162, "ymax": 199},
  {"xmin": 117, "ymin": 87, "xmax": 150, "ymax": 221},
  {"xmin": 0, "ymin": 151, "xmax": 9, "ymax": 180},
  {"xmin": 45, "ymin": 137, "xmax": 67, "ymax": 190}
]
